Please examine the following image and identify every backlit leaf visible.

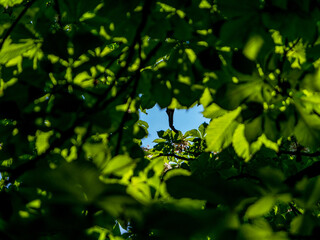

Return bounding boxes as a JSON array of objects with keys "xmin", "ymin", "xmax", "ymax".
[
  {"xmin": 0, "ymin": 40, "xmax": 35, "ymax": 64},
  {"xmin": 233, "ymin": 124, "xmax": 250, "ymax": 161},
  {"xmin": 0, "ymin": 0, "xmax": 23, "ymax": 7},
  {"xmin": 102, "ymin": 155, "xmax": 135, "ymax": 177},
  {"xmin": 35, "ymin": 130, "xmax": 54, "ymax": 155},
  {"xmin": 206, "ymin": 107, "xmax": 241, "ymax": 152},
  {"xmin": 245, "ymin": 195, "xmax": 275, "ymax": 218}
]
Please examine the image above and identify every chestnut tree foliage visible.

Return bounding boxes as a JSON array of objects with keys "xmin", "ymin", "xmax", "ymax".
[{"xmin": 1, "ymin": 0, "xmax": 320, "ymax": 239}]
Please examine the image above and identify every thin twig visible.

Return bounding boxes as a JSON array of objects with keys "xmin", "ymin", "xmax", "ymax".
[
  {"xmin": 227, "ymin": 173, "xmax": 262, "ymax": 183},
  {"xmin": 288, "ymin": 202, "xmax": 302, "ymax": 216},
  {"xmin": 53, "ymin": 0, "xmax": 63, "ymax": 28},
  {"xmin": 285, "ymin": 161, "xmax": 320, "ymax": 186},
  {"xmin": 279, "ymin": 150, "xmax": 320, "ymax": 157},
  {"xmin": 159, "ymin": 153, "xmax": 196, "ymax": 161}
]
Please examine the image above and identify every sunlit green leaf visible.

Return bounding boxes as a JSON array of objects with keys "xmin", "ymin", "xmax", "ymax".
[
  {"xmin": 233, "ymin": 124, "xmax": 250, "ymax": 161},
  {"xmin": 215, "ymin": 81, "xmax": 264, "ymax": 110},
  {"xmin": 166, "ymin": 175, "xmax": 223, "ymax": 203},
  {"xmin": 203, "ymin": 103, "xmax": 227, "ymax": 119},
  {"xmin": 35, "ymin": 130, "xmax": 54, "ymax": 155},
  {"xmin": 243, "ymin": 35, "xmax": 264, "ymax": 61},
  {"xmin": 206, "ymin": 107, "xmax": 241, "ymax": 152},
  {"xmin": 245, "ymin": 195, "xmax": 275, "ymax": 218},
  {"xmin": 0, "ymin": 40, "xmax": 35, "ymax": 64},
  {"xmin": 290, "ymin": 214, "xmax": 315, "ymax": 236},
  {"xmin": 0, "ymin": 0, "xmax": 23, "ymax": 7},
  {"xmin": 102, "ymin": 155, "xmax": 135, "ymax": 177},
  {"xmin": 245, "ymin": 116, "xmax": 263, "ymax": 143}
]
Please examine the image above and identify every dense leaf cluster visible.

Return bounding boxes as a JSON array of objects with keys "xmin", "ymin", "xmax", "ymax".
[{"xmin": 0, "ymin": 0, "xmax": 320, "ymax": 239}]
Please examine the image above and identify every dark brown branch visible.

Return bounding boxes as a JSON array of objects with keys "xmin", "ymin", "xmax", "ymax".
[
  {"xmin": 166, "ymin": 108, "xmax": 179, "ymax": 133},
  {"xmin": 279, "ymin": 150, "xmax": 320, "ymax": 157},
  {"xmin": 53, "ymin": 0, "xmax": 63, "ymax": 28},
  {"xmin": 159, "ymin": 153, "xmax": 196, "ymax": 161},
  {"xmin": 227, "ymin": 173, "xmax": 262, "ymax": 183},
  {"xmin": 277, "ymin": 38, "xmax": 301, "ymax": 94},
  {"xmin": 284, "ymin": 161, "xmax": 320, "ymax": 186},
  {"xmin": 288, "ymin": 202, "xmax": 302, "ymax": 216},
  {"xmin": 0, "ymin": 0, "xmax": 37, "ymax": 51}
]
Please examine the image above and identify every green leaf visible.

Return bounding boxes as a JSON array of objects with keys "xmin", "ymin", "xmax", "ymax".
[
  {"xmin": 233, "ymin": 125, "xmax": 275, "ymax": 160},
  {"xmin": 232, "ymin": 51, "xmax": 257, "ymax": 75},
  {"xmin": 198, "ymin": 122, "xmax": 208, "ymax": 138},
  {"xmin": 277, "ymin": 105, "xmax": 297, "ymax": 138},
  {"xmin": 166, "ymin": 175, "xmax": 223, "ymax": 204},
  {"xmin": 206, "ymin": 107, "xmax": 241, "ymax": 152},
  {"xmin": 152, "ymin": 81, "xmax": 172, "ymax": 108},
  {"xmin": 304, "ymin": 177, "xmax": 320, "ymax": 208},
  {"xmin": 241, "ymin": 102, "xmax": 264, "ymax": 122},
  {"xmin": 245, "ymin": 116, "xmax": 263, "ymax": 143},
  {"xmin": 157, "ymin": 130, "xmax": 165, "ymax": 138},
  {"xmin": 197, "ymin": 48, "xmax": 222, "ymax": 71},
  {"xmin": 57, "ymin": 0, "xmax": 102, "ymax": 22},
  {"xmin": 219, "ymin": 16, "xmax": 253, "ymax": 48},
  {"xmin": 243, "ymin": 35, "xmax": 264, "ymax": 61},
  {"xmin": 72, "ymin": 31, "xmax": 104, "ymax": 59},
  {"xmin": 232, "ymin": 124, "xmax": 250, "ymax": 161},
  {"xmin": 35, "ymin": 130, "xmax": 54, "ymax": 155},
  {"xmin": 172, "ymin": 16, "xmax": 192, "ymax": 40},
  {"xmin": 0, "ymin": 40, "xmax": 35, "ymax": 64},
  {"xmin": 294, "ymin": 103, "xmax": 320, "ymax": 148},
  {"xmin": 152, "ymin": 138, "xmax": 166, "ymax": 143},
  {"xmin": 269, "ymin": 0, "xmax": 287, "ymax": 9},
  {"xmin": 258, "ymin": 167, "xmax": 285, "ymax": 189},
  {"xmin": 264, "ymin": 114, "xmax": 280, "ymax": 142},
  {"xmin": 21, "ymin": 161, "xmax": 109, "ymax": 203},
  {"xmin": 217, "ymin": 0, "xmax": 260, "ymax": 18},
  {"xmin": 102, "ymin": 155, "xmax": 135, "ymax": 177},
  {"xmin": 245, "ymin": 195, "xmax": 275, "ymax": 218},
  {"xmin": 239, "ymin": 219, "xmax": 277, "ymax": 240},
  {"xmin": 258, "ymin": 134, "xmax": 278, "ymax": 153},
  {"xmin": 215, "ymin": 81, "xmax": 264, "ymax": 110},
  {"xmin": 290, "ymin": 214, "xmax": 315, "ymax": 236},
  {"xmin": 184, "ymin": 129, "xmax": 200, "ymax": 138},
  {"xmin": 42, "ymin": 31, "xmax": 69, "ymax": 60},
  {"xmin": 203, "ymin": 103, "xmax": 227, "ymax": 119},
  {"xmin": 0, "ymin": 0, "xmax": 23, "ymax": 7},
  {"xmin": 200, "ymin": 88, "xmax": 213, "ymax": 108}
]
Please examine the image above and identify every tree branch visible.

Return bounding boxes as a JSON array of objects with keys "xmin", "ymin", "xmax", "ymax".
[
  {"xmin": 227, "ymin": 173, "xmax": 262, "ymax": 183},
  {"xmin": 53, "ymin": 0, "xmax": 63, "ymax": 28},
  {"xmin": 288, "ymin": 202, "xmax": 302, "ymax": 216},
  {"xmin": 159, "ymin": 153, "xmax": 196, "ymax": 161},
  {"xmin": 279, "ymin": 150, "xmax": 320, "ymax": 157},
  {"xmin": 284, "ymin": 161, "xmax": 320, "ymax": 186},
  {"xmin": 166, "ymin": 108, "xmax": 179, "ymax": 133}
]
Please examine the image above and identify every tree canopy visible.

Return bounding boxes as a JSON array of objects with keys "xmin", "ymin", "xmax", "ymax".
[{"xmin": 0, "ymin": 0, "xmax": 320, "ymax": 239}]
